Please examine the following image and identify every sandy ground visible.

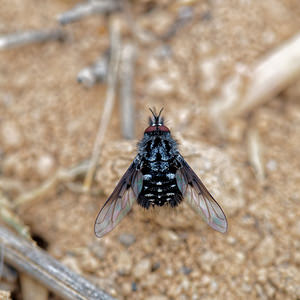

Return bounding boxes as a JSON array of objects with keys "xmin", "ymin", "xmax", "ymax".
[{"xmin": 0, "ymin": 0, "xmax": 300, "ymax": 299}]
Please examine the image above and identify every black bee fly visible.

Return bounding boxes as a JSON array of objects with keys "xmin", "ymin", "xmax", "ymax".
[{"xmin": 94, "ymin": 108, "xmax": 228, "ymax": 237}]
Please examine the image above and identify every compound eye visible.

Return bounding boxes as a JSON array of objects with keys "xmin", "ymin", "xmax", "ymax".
[
  {"xmin": 144, "ymin": 126, "xmax": 156, "ymax": 133},
  {"xmin": 158, "ymin": 125, "xmax": 169, "ymax": 132}
]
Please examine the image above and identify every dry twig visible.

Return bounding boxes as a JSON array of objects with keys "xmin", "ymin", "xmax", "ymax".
[
  {"xmin": 161, "ymin": 6, "xmax": 194, "ymax": 41},
  {"xmin": 122, "ymin": 0, "xmax": 157, "ymax": 44},
  {"xmin": 0, "ymin": 194, "xmax": 30, "ymax": 238},
  {"xmin": 247, "ymin": 125, "xmax": 265, "ymax": 182},
  {"xmin": 119, "ymin": 43, "xmax": 136, "ymax": 139},
  {"xmin": 0, "ymin": 179, "xmax": 24, "ymax": 195},
  {"xmin": 0, "ymin": 226, "xmax": 116, "ymax": 300},
  {"xmin": 211, "ymin": 32, "xmax": 300, "ymax": 136},
  {"xmin": 0, "ymin": 29, "xmax": 67, "ymax": 50},
  {"xmin": 14, "ymin": 161, "xmax": 90, "ymax": 207},
  {"xmin": 83, "ymin": 16, "xmax": 121, "ymax": 190},
  {"xmin": 57, "ymin": 0, "xmax": 121, "ymax": 25}
]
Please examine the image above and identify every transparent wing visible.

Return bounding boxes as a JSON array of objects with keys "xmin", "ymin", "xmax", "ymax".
[
  {"xmin": 176, "ymin": 156, "xmax": 228, "ymax": 233},
  {"xmin": 94, "ymin": 159, "xmax": 143, "ymax": 238}
]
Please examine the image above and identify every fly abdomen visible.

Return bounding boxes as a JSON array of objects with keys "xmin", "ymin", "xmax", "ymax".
[{"xmin": 137, "ymin": 164, "xmax": 183, "ymax": 209}]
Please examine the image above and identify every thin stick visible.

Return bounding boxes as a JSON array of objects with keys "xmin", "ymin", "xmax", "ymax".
[
  {"xmin": 14, "ymin": 160, "xmax": 90, "ymax": 207},
  {"xmin": 235, "ymin": 33, "xmax": 300, "ymax": 116},
  {"xmin": 57, "ymin": 0, "xmax": 121, "ymax": 25},
  {"xmin": 0, "ymin": 226, "xmax": 116, "ymax": 300},
  {"xmin": 119, "ymin": 43, "xmax": 136, "ymax": 139},
  {"xmin": 0, "ymin": 178, "xmax": 24, "ymax": 195},
  {"xmin": 1, "ymin": 191, "xmax": 31, "ymax": 238},
  {"xmin": 0, "ymin": 242, "xmax": 4, "ymax": 281},
  {"xmin": 77, "ymin": 49, "xmax": 110, "ymax": 87},
  {"xmin": 211, "ymin": 32, "xmax": 300, "ymax": 136},
  {"xmin": 0, "ymin": 204, "xmax": 31, "ymax": 238},
  {"xmin": 247, "ymin": 126, "xmax": 265, "ymax": 182},
  {"xmin": 161, "ymin": 6, "xmax": 193, "ymax": 41},
  {"xmin": 122, "ymin": 0, "xmax": 156, "ymax": 44},
  {"xmin": 0, "ymin": 29, "xmax": 67, "ymax": 50},
  {"xmin": 83, "ymin": 16, "xmax": 121, "ymax": 190}
]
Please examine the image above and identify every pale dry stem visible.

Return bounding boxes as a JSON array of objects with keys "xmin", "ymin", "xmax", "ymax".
[
  {"xmin": 211, "ymin": 32, "xmax": 300, "ymax": 136},
  {"xmin": 83, "ymin": 16, "xmax": 122, "ymax": 191}
]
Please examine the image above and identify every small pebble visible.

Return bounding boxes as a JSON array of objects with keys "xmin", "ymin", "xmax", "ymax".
[
  {"xmin": 1, "ymin": 121, "xmax": 23, "ymax": 150},
  {"xmin": 235, "ymin": 252, "xmax": 245, "ymax": 264},
  {"xmin": 198, "ymin": 251, "xmax": 219, "ymax": 272},
  {"xmin": 201, "ymin": 275, "xmax": 211, "ymax": 286},
  {"xmin": 80, "ymin": 254, "xmax": 99, "ymax": 273},
  {"xmin": 266, "ymin": 159, "xmax": 277, "ymax": 171},
  {"xmin": 294, "ymin": 251, "xmax": 300, "ymax": 264},
  {"xmin": 141, "ymin": 273, "xmax": 158, "ymax": 288},
  {"xmin": 0, "ymin": 291, "xmax": 11, "ymax": 300},
  {"xmin": 257, "ymin": 268, "xmax": 267, "ymax": 283},
  {"xmin": 152, "ymin": 261, "xmax": 160, "ymax": 272},
  {"xmin": 181, "ymin": 266, "xmax": 192, "ymax": 275},
  {"xmin": 119, "ymin": 233, "xmax": 136, "ymax": 247},
  {"xmin": 209, "ymin": 280, "xmax": 218, "ymax": 294},
  {"xmin": 147, "ymin": 77, "xmax": 174, "ymax": 96},
  {"xmin": 154, "ymin": 45, "xmax": 172, "ymax": 58},
  {"xmin": 253, "ymin": 237, "xmax": 276, "ymax": 267},
  {"xmin": 133, "ymin": 258, "xmax": 151, "ymax": 278},
  {"xmin": 242, "ymin": 283, "xmax": 252, "ymax": 293},
  {"xmin": 131, "ymin": 282, "xmax": 138, "ymax": 292},
  {"xmin": 265, "ymin": 282, "xmax": 276, "ymax": 298},
  {"xmin": 269, "ymin": 265, "xmax": 299, "ymax": 297},
  {"xmin": 61, "ymin": 256, "xmax": 82, "ymax": 274},
  {"xmin": 164, "ymin": 267, "xmax": 174, "ymax": 277},
  {"xmin": 121, "ymin": 282, "xmax": 132, "ymax": 296},
  {"xmin": 117, "ymin": 251, "xmax": 132, "ymax": 275},
  {"xmin": 145, "ymin": 296, "xmax": 168, "ymax": 300},
  {"xmin": 291, "ymin": 220, "xmax": 300, "ymax": 238},
  {"xmin": 180, "ymin": 277, "xmax": 190, "ymax": 291},
  {"xmin": 200, "ymin": 58, "xmax": 219, "ymax": 92},
  {"xmin": 227, "ymin": 236, "xmax": 237, "ymax": 245},
  {"xmin": 36, "ymin": 154, "xmax": 55, "ymax": 179},
  {"xmin": 90, "ymin": 242, "xmax": 106, "ymax": 260},
  {"xmin": 159, "ymin": 229, "xmax": 180, "ymax": 243},
  {"xmin": 255, "ymin": 283, "xmax": 265, "ymax": 298}
]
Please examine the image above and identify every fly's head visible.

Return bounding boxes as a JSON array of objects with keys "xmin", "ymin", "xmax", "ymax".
[
  {"xmin": 138, "ymin": 108, "xmax": 178, "ymax": 158},
  {"xmin": 144, "ymin": 108, "xmax": 170, "ymax": 136}
]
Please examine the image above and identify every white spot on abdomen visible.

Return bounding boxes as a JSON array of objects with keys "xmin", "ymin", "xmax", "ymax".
[
  {"xmin": 167, "ymin": 173, "xmax": 175, "ymax": 179},
  {"xmin": 143, "ymin": 174, "xmax": 152, "ymax": 180}
]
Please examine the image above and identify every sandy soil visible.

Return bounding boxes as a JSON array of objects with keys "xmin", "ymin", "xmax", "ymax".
[{"xmin": 0, "ymin": 0, "xmax": 300, "ymax": 299}]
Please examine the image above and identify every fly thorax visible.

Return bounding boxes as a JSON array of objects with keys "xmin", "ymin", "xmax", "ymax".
[{"xmin": 138, "ymin": 135, "xmax": 178, "ymax": 161}]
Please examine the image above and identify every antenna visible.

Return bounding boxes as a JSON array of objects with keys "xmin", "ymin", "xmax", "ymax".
[
  {"xmin": 157, "ymin": 107, "xmax": 164, "ymax": 119},
  {"xmin": 149, "ymin": 107, "xmax": 156, "ymax": 118},
  {"xmin": 148, "ymin": 107, "xmax": 164, "ymax": 126},
  {"xmin": 149, "ymin": 107, "xmax": 164, "ymax": 119}
]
